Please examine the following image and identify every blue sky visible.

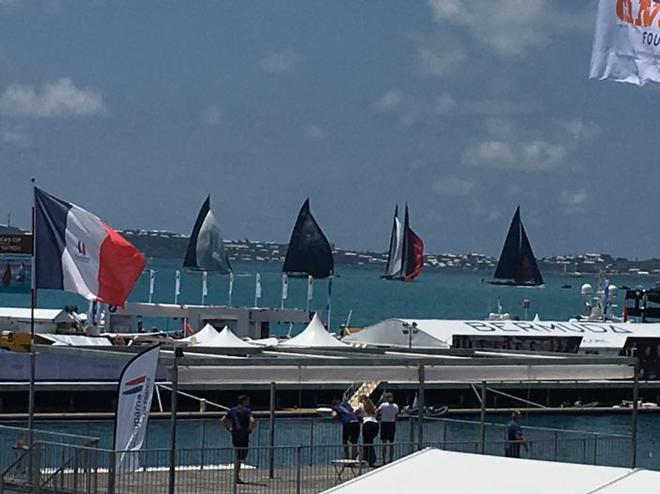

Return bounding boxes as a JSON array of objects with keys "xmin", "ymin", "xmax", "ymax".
[{"xmin": 1, "ymin": 0, "xmax": 659, "ymax": 258}]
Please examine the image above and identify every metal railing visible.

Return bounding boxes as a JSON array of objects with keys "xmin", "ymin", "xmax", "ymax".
[{"xmin": 4, "ymin": 432, "xmax": 632, "ymax": 494}]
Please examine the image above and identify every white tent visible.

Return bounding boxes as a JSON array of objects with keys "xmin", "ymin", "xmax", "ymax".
[
  {"xmin": 342, "ymin": 318, "xmax": 657, "ymax": 353},
  {"xmin": 322, "ymin": 449, "xmax": 660, "ymax": 493},
  {"xmin": 280, "ymin": 313, "xmax": 348, "ymax": 348},
  {"xmin": 180, "ymin": 324, "xmax": 256, "ymax": 348}
]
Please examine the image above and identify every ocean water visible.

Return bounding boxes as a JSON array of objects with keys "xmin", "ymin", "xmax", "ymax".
[{"xmin": 0, "ymin": 258, "xmax": 653, "ymax": 333}]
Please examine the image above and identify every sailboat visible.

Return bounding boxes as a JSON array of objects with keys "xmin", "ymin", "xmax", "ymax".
[
  {"xmin": 382, "ymin": 204, "xmax": 424, "ymax": 281},
  {"xmin": 489, "ymin": 206, "xmax": 544, "ymax": 287},
  {"xmin": 282, "ymin": 199, "xmax": 334, "ymax": 278},
  {"xmin": 183, "ymin": 196, "xmax": 232, "ymax": 273}
]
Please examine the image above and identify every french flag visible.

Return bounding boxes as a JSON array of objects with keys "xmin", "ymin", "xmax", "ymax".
[{"xmin": 35, "ymin": 188, "xmax": 146, "ymax": 307}]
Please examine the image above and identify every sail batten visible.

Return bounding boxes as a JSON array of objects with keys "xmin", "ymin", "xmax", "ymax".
[
  {"xmin": 491, "ymin": 206, "xmax": 543, "ymax": 286},
  {"xmin": 282, "ymin": 199, "xmax": 334, "ymax": 279},
  {"xmin": 183, "ymin": 196, "xmax": 232, "ymax": 273}
]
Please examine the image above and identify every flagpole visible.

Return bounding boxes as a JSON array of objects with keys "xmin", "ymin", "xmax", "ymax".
[
  {"xmin": 28, "ymin": 178, "xmax": 36, "ymax": 444},
  {"xmin": 326, "ymin": 275, "xmax": 333, "ymax": 332}
]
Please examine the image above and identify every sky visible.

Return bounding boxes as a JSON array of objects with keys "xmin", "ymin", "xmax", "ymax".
[{"xmin": 1, "ymin": 0, "xmax": 659, "ymax": 258}]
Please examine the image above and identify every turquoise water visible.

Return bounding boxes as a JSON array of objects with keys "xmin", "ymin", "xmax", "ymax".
[{"xmin": 0, "ymin": 258, "xmax": 653, "ymax": 332}]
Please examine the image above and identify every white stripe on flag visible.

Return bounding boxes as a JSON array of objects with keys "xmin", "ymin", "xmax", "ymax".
[{"xmin": 61, "ymin": 205, "xmax": 105, "ymax": 300}]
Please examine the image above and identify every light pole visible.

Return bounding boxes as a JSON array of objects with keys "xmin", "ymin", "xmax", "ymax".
[{"xmin": 402, "ymin": 322, "xmax": 419, "ymax": 350}]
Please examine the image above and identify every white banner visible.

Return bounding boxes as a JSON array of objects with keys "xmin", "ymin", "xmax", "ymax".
[
  {"xmin": 113, "ymin": 345, "xmax": 159, "ymax": 473},
  {"xmin": 307, "ymin": 275, "xmax": 314, "ymax": 301},
  {"xmin": 174, "ymin": 270, "xmax": 181, "ymax": 304},
  {"xmin": 148, "ymin": 269, "xmax": 155, "ymax": 303},
  {"xmin": 590, "ymin": 0, "xmax": 660, "ymax": 86},
  {"xmin": 228, "ymin": 271, "xmax": 234, "ymax": 305},
  {"xmin": 254, "ymin": 272, "xmax": 262, "ymax": 306},
  {"xmin": 282, "ymin": 273, "xmax": 288, "ymax": 300},
  {"xmin": 202, "ymin": 271, "xmax": 208, "ymax": 298}
]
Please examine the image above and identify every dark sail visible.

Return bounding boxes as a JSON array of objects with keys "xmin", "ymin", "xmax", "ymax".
[
  {"xmin": 491, "ymin": 206, "xmax": 543, "ymax": 286},
  {"xmin": 382, "ymin": 205, "xmax": 403, "ymax": 279},
  {"xmin": 183, "ymin": 196, "xmax": 232, "ymax": 273},
  {"xmin": 400, "ymin": 205, "xmax": 424, "ymax": 282},
  {"xmin": 282, "ymin": 199, "xmax": 334, "ymax": 279}
]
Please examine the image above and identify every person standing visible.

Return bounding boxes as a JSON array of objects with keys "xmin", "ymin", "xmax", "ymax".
[
  {"xmin": 504, "ymin": 410, "xmax": 528, "ymax": 458},
  {"xmin": 221, "ymin": 395, "xmax": 255, "ymax": 484},
  {"xmin": 357, "ymin": 395, "xmax": 379, "ymax": 467},
  {"xmin": 331, "ymin": 399, "xmax": 360, "ymax": 460},
  {"xmin": 377, "ymin": 392, "xmax": 399, "ymax": 464}
]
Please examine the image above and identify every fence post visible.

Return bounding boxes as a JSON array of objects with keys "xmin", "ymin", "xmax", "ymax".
[
  {"xmin": 31, "ymin": 444, "xmax": 40, "ymax": 494},
  {"xmin": 168, "ymin": 350, "xmax": 179, "ymax": 494},
  {"xmin": 308, "ymin": 418, "xmax": 314, "ymax": 466},
  {"xmin": 269, "ymin": 382, "xmax": 276, "ymax": 479},
  {"xmin": 417, "ymin": 365, "xmax": 425, "ymax": 451},
  {"xmin": 295, "ymin": 445, "xmax": 302, "ymax": 494},
  {"xmin": 592, "ymin": 433, "xmax": 598, "ymax": 465},
  {"xmin": 631, "ymin": 363, "xmax": 639, "ymax": 468},
  {"xmin": 73, "ymin": 449, "xmax": 79, "ymax": 494},
  {"xmin": 553, "ymin": 431, "xmax": 558, "ymax": 461},
  {"xmin": 199, "ymin": 419, "xmax": 206, "ymax": 470},
  {"xmin": 107, "ymin": 451, "xmax": 115, "ymax": 494},
  {"xmin": 479, "ymin": 381, "xmax": 486, "ymax": 455},
  {"xmin": 442, "ymin": 420, "xmax": 447, "ymax": 448}
]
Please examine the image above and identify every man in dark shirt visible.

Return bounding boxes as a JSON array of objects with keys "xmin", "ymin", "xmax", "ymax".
[
  {"xmin": 221, "ymin": 395, "xmax": 255, "ymax": 484},
  {"xmin": 505, "ymin": 410, "xmax": 528, "ymax": 458},
  {"xmin": 331, "ymin": 399, "xmax": 360, "ymax": 459}
]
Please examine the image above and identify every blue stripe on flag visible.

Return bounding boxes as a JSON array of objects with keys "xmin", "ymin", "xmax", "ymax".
[{"xmin": 35, "ymin": 188, "xmax": 71, "ymax": 290}]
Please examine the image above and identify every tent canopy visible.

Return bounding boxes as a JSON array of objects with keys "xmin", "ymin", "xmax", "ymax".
[
  {"xmin": 281, "ymin": 313, "xmax": 347, "ymax": 348},
  {"xmin": 322, "ymin": 449, "xmax": 660, "ymax": 494},
  {"xmin": 181, "ymin": 324, "xmax": 256, "ymax": 348}
]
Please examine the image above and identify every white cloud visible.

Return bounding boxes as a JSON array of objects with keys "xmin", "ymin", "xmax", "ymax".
[
  {"xmin": 258, "ymin": 50, "xmax": 298, "ymax": 74},
  {"xmin": 560, "ymin": 119, "xmax": 601, "ymax": 140},
  {"xmin": 304, "ymin": 124, "xmax": 328, "ymax": 139},
  {"xmin": 429, "ymin": 0, "xmax": 573, "ymax": 57},
  {"xmin": 418, "ymin": 44, "xmax": 466, "ymax": 76},
  {"xmin": 432, "ymin": 176, "xmax": 475, "ymax": 196},
  {"xmin": 1, "ymin": 122, "xmax": 27, "ymax": 146},
  {"xmin": 435, "ymin": 93, "xmax": 456, "ymax": 113},
  {"xmin": 375, "ymin": 89, "xmax": 402, "ymax": 111},
  {"xmin": 0, "ymin": 78, "xmax": 105, "ymax": 118},
  {"xmin": 201, "ymin": 105, "xmax": 221, "ymax": 126},
  {"xmin": 463, "ymin": 139, "xmax": 567, "ymax": 171},
  {"xmin": 560, "ymin": 189, "xmax": 587, "ymax": 207}
]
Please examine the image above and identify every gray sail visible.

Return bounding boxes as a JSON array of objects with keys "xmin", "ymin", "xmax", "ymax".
[
  {"xmin": 383, "ymin": 206, "xmax": 404, "ymax": 279},
  {"xmin": 183, "ymin": 196, "xmax": 232, "ymax": 273}
]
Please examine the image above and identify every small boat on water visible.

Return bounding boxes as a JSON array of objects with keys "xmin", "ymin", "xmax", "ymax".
[
  {"xmin": 381, "ymin": 204, "xmax": 424, "ymax": 281},
  {"xmin": 489, "ymin": 206, "xmax": 544, "ymax": 287},
  {"xmin": 282, "ymin": 199, "xmax": 334, "ymax": 279}
]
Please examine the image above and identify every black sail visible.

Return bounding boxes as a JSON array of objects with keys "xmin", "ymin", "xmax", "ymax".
[
  {"xmin": 492, "ymin": 206, "xmax": 543, "ymax": 286},
  {"xmin": 282, "ymin": 199, "xmax": 334, "ymax": 279},
  {"xmin": 183, "ymin": 196, "xmax": 232, "ymax": 273}
]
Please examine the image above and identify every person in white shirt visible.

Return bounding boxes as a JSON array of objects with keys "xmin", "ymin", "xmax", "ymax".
[
  {"xmin": 377, "ymin": 392, "xmax": 399, "ymax": 464},
  {"xmin": 357, "ymin": 394, "xmax": 379, "ymax": 467}
]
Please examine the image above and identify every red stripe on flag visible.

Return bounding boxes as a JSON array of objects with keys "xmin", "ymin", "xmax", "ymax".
[
  {"xmin": 126, "ymin": 375, "xmax": 146, "ymax": 386},
  {"xmin": 97, "ymin": 223, "xmax": 146, "ymax": 307}
]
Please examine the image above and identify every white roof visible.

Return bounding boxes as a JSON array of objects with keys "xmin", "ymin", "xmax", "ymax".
[
  {"xmin": 0, "ymin": 307, "xmax": 68, "ymax": 322},
  {"xmin": 39, "ymin": 334, "xmax": 112, "ymax": 346},
  {"xmin": 280, "ymin": 313, "xmax": 348, "ymax": 348},
  {"xmin": 181, "ymin": 324, "xmax": 256, "ymax": 348},
  {"xmin": 342, "ymin": 318, "xmax": 660, "ymax": 351},
  {"xmin": 322, "ymin": 449, "xmax": 660, "ymax": 493}
]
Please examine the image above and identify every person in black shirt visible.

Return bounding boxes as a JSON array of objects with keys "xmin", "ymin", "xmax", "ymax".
[{"xmin": 221, "ymin": 395, "xmax": 255, "ymax": 484}]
